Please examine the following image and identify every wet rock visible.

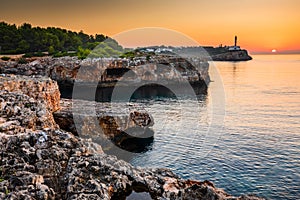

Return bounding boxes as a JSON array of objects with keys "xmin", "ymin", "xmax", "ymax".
[
  {"xmin": 127, "ymin": 191, "xmax": 152, "ymax": 200},
  {"xmin": 53, "ymin": 99, "xmax": 154, "ymax": 152}
]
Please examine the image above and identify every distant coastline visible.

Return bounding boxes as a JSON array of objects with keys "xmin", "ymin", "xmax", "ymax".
[{"xmin": 1, "ymin": 22, "xmax": 253, "ymax": 62}]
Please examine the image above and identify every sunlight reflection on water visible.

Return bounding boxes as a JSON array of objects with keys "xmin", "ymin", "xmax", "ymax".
[{"xmin": 129, "ymin": 54, "xmax": 300, "ymax": 200}]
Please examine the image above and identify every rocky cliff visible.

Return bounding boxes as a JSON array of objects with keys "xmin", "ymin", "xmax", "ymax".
[
  {"xmin": 0, "ymin": 74, "xmax": 264, "ymax": 199},
  {"xmin": 0, "ymin": 56, "xmax": 209, "ymax": 99},
  {"xmin": 211, "ymin": 50, "xmax": 252, "ymax": 61}
]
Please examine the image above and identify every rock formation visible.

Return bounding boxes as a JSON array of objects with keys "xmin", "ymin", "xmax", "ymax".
[
  {"xmin": 0, "ymin": 56, "xmax": 209, "ymax": 100},
  {"xmin": 0, "ymin": 74, "xmax": 60, "ymax": 112},
  {"xmin": 0, "ymin": 73, "xmax": 154, "ymax": 152},
  {"xmin": 174, "ymin": 46, "xmax": 252, "ymax": 61},
  {"xmin": 0, "ymin": 56, "xmax": 209, "ymax": 84},
  {"xmin": 53, "ymin": 99, "xmax": 154, "ymax": 152},
  {"xmin": 0, "ymin": 74, "xmax": 265, "ymax": 199},
  {"xmin": 211, "ymin": 50, "xmax": 252, "ymax": 61}
]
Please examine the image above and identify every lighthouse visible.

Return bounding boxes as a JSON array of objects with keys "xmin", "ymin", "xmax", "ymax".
[
  {"xmin": 228, "ymin": 36, "xmax": 241, "ymax": 51},
  {"xmin": 234, "ymin": 35, "xmax": 237, "ymax": 46}
]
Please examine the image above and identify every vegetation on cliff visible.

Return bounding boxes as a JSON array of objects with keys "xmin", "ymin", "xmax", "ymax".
[
  {"xmin": 0, "ymin": 22, "xmax": 123, "ymax": 58},
  {"xmin": 0, "ymin": 21, "xmax": 251, "ymax": 61}
]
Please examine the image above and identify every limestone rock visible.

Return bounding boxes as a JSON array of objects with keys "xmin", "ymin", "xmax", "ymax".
[
  {"xmin": 53, "ymin": 99, "xmax": 154, "ymax": 152},
  {"xmin": 0, "ymin": 91, "xmax": 57, "ymax": 131},
  {"xmin": 0, "ymin": 74, "xmax": 60, "ymax": 112},
  {"xmin": 0, "ymin": 56, "xmax": 209, "ymax": 88},
  {"xmin": 0, "ymin": 75, "xmax": 263, "ymax": 200}
]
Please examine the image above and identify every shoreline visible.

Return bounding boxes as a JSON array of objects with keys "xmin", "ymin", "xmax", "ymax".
[
  {"xmin": 0, "ymin": 74, "xmax": 264, "ymax": 199},
  {"xmin": 0, "ymin": 56, "xmax": 264, "ymax": 199}
]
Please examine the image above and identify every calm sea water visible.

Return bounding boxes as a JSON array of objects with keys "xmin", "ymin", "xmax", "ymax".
[{"xmin": 128, "ymin": 54, "xmax": 300, "ymax": 199}]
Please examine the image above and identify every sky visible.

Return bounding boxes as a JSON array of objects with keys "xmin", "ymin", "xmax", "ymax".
[{"xmin": 1, "ymin": 0, "xmax": 300, "ymax": 53}]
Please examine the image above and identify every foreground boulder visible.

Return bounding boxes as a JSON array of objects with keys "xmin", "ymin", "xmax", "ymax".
[{"xmin": 0, "ymin": 74, "xmax": 60, "ymax": 112}]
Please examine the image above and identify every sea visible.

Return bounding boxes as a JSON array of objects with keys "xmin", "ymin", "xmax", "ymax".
[{"xmin": 127, "ymin": 54, "xmax": 300, "ymax": 200}]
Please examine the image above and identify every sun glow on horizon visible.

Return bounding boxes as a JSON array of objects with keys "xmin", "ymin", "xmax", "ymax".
[
  {"xmin": 0, "ymin": 0, "xmax": 299, "ymax": 53},
  {"xmin": 272, "ymin": 49, "xmax": 277, "ymax": 53}
]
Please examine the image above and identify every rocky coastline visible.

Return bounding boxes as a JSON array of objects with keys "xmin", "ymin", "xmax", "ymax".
[
  {"xmin": 0, "ymin": 57, "xmax": 264, "ymax": 199},
  {"xmin": 0, "ymin": 55, "xmax": 209, "ymax": 101},
  {"xmin": 210, "ymin": 50, "xmax": 252, "ymax": 61},
  {"xmin": 174, "ymin": 46, "xmax": 252, "ymax": 61}
]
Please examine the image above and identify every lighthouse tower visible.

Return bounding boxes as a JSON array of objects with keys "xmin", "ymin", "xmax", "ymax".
[
  {"xmin": 234, "ymin": 35, "xmax": 237, "ymax": 46},
  {"xmin": 228, "ymin": 36, "xmax": 241, "ymax": 51}
]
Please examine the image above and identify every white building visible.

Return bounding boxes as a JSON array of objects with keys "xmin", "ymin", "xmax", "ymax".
[{"xmin": 228, "ymin": 46, "xmax": 241, "ymax": 51}]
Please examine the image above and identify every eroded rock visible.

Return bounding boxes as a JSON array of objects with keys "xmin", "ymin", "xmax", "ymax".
[
  {"xmin": 0, "ymin": 74, "xmax": 60, "ymax": 112},
  {"xmin": 53, "ymin": 99, "xmax": 154, "ymax": 152},
  {"xmin": 0, "ymin": 75, "xmax": 263, "ymax": 200},
  {"xmin": 0, "ymin": 56, "xmax": 209, "ymax": 92}
]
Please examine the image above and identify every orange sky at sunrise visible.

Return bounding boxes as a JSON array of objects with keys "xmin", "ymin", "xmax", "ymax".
[{"xmin": 0, "ymin": 0, "xmax": 299, "ymax": 53}]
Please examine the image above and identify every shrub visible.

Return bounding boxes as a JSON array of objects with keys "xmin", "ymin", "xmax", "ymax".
[
  {"xmin": 48, "ymin": 46, "xmax": 55, "ymax": 55},
  {"xmin": 34, "ymin": 52, "xmax": 46, "ymax": 57},
  {"xmin": 18, "ymin": 58, "xmax": 28, "ymax": 64},
  {"xmin": 23, "ymin": 53, "xmax": 34, "ymax": 58},
  {"xmin": 52, "ymin": 51, "xmax": 69, "ymax": 57},
  {"xmin": 120, "ymin": 51, "xmax": 136, "ymax": 59},
  {"xmin": 146, "ymin": 55, "xmax": 151, "ymax": 61},
  {"xmin": 77, "ymin": 46, "xmax": 90, "ymax": 59},
  {"xmin": 0, "ymin": 56, "xmax": 10, "ymax": 61}
]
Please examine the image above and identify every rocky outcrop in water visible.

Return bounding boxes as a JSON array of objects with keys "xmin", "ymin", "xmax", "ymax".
[
  {"xmin": 0, "ymin": 73, "xmax": 264, "ymax": 199},
  {"xmin": 211, "ymin": 50, "xmax": 252, "ymax": 61},
  {"xmin": 0, "ymin": 56, "xmax": 209, "ymax": 101},
  {"xmin": 53, "ymin": 99, "xmax": 154, "ymax": 152}
]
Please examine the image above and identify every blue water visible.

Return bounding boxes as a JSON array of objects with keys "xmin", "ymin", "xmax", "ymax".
[{"xmin": 129, "ymin": 54, "xmax": 300, "ymax": 199}]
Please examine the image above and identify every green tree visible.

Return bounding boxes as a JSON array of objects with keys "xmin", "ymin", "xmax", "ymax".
[
  {"xmin": 77, "ymin": 46, "xmax": 90, "ymax": 59},
  {"xmin": 17, "ymin": 40, "xmax": 30, "ymax": 52},
  {"xmin": 0, "ymin": 21, "xmax": 122, "ymax": 55},
  {"xmin": 48, "ymin": 45, "xmax": 55, "ymax": 55}
]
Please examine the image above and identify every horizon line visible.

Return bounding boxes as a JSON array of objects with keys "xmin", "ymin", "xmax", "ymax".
[{"xmin": 1, "ymin": 21, "xmax": 300, "ymax": 54}]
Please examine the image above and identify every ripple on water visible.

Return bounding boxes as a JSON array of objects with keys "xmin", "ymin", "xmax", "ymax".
[{"xmin": 129, "ymin": 55, "xmax": 300, "ymax": 200}]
